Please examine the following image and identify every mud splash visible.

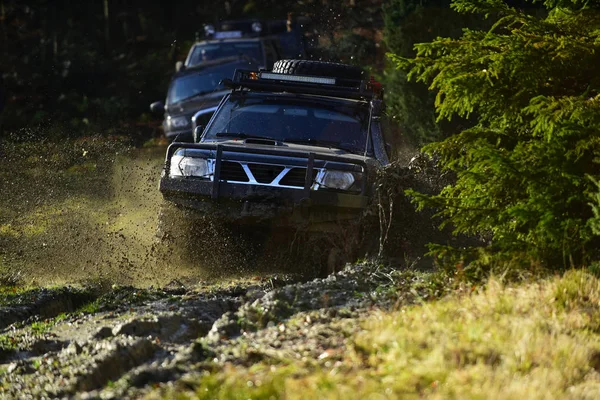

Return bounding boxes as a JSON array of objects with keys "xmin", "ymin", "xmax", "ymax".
[{"xmin": 0, "ymin": 138, "xmax": 245, "ymax": 287}]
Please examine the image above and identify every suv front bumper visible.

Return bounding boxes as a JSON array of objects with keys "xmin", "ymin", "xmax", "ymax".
[
  {"xmin": 159, "ymin": 142, "xmax": 372, "ymax": 225},
  {"xmin": 160, "ymin": 177, "xmax": 368, "ymax": 224}
]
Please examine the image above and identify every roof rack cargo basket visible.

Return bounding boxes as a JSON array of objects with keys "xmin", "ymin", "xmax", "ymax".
[{"xmin": 223, "ymin": 69, "xmax": 377, "ymax": 101}]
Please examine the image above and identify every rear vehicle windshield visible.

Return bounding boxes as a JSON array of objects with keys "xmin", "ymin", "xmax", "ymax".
[
  {"xmin": 203, "ymin": 95, "xmax": 371, "ymax": 154},
  {"xmin": 188, "ymin": 42, "xmax": 263, "ymax": 66},
  {"xmin": 167, "ymin": 64, "xmax": 240, "ymax": 105}
]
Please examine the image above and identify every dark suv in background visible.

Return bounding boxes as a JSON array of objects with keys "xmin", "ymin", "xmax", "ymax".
[
  {"xmin": 151, "ymin": 17, "xmax": 311, "ymax": 142},
  {"xmin": 150, "ymin": 56, "xmax": 259, "ymax": 142},
  {"xmin": 179, "ymin": 18, "xmax": 310, "ymax": 72}
]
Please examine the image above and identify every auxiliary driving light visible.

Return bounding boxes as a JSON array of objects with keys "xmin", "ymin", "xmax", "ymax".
[
  {"xmin": 204, "ymin": 24, "xmax": 215, "ymax": 36},
  {"xmin": 251, "ymin": 22, "xmax": 262, "ymax": 33}
]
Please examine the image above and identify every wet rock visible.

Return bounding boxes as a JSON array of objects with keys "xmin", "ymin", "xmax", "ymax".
[
  {"xmin": 206, "ymin": 311, "xmax": 241, "ymax": 344},
  {"xmin": 7, "ymin": 362, "xmax": 18, "ymax": 374},
  {"xmin": 93, "ymin": 326, "xmax": 114, "ymax": 339},
  {"xmin": 66, "ymin": 342, "xmax": 83, "ymax": 356}
]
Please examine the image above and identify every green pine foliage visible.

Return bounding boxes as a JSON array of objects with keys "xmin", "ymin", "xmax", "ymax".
[
  {"xmin": 382, "ymin": 0, "xmax": 478, "ymax": 144},
  {"xmin": 390, "ymin": 0, "xmax": 600, "ymax": 273}
]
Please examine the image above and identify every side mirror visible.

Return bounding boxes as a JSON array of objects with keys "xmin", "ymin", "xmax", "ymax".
[
  {"xmin": 193, "ymin": 125, "xmax": 203, "ymax": 142},
  {"xmin": 150, "ymin": 101, "xmax": 165, "ymax": 114},
  {"xmin": 175, "ymin": 61, "xmax": 184, "ymax": 72}
]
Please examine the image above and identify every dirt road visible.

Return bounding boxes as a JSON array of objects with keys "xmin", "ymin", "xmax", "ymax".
[{"xmin": 0, "ymin": 261, "xmax": 435, "ymax": 399}]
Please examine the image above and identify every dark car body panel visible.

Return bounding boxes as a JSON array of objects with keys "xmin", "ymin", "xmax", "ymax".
[
  {"xmin": 161, "ymin": 59, "xmax": 257, "ymax": 141},
  {"xmin": 163, "ymin": 89, "xmax": 229, "ymax": 141}
]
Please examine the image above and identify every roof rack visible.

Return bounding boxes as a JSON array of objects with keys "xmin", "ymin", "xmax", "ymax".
[
  {"xmin": 197, "ymin": 19, "xmax": 270, "ymax": 41},
  {"xmin": 222, "ymin": 69, "xmax": 379, "ymax": 101}
]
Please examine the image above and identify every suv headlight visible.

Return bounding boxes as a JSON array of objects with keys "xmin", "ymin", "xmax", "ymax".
[
  {"xmin": 168, "ymin": 116, "xmax": 190, "ymax": 129},
  {"xmin": 170, "ymin": 155, "xmax": 211, "ymax": 177},
  {"xmin": 317, "ymin": 170, "xmax": 361, "ymax": 191}
]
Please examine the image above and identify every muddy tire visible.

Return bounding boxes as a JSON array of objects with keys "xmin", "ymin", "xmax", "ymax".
[
  {"xmin": 271, "ymin": 59, "xmax": 364, "ymax": 80},
  {"xmin": 154, "ymin": 202, "xmax": 269, "ymax": 274},
  {"xmin": 254, "ymin": 221, "xmax": 363, "ymax": 278},
  {"xmin": 320, "ymin": 221, "xmax": 362, "ymax": 276}
]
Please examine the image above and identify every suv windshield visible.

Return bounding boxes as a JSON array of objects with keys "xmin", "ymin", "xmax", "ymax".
[
  {"xmin": 204, "ymin": 95, "xmax": 371, "ymax": 154},
  {"xmin": 189, "ymin": 42, "xmax": 263, "ymax": 66},
  {"xmin": 167, "ymin": 64, "xmax": 239, "ymax": 105}
]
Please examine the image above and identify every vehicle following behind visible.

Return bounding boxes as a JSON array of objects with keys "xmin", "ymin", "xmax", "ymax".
[
  {"xmin": 150, "ymin": 57, "xmax": 259, "ymax": 142},
  {"xmin": 179, "ymin": 19, "xmax": 284, "ymax": 73},
  {"xmin": 151, "ymin": 17, "xmax": 312, "ymax": 142}
]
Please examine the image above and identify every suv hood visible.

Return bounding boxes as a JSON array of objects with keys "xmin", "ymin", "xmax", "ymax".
[{"xmin": 201, "ymin": 139, "xmax": 375, "ymax": 163}]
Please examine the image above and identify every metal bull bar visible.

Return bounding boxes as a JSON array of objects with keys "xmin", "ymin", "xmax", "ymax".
[{"xmin": 164, "ymin": 142, "xmax": 369, "ymax": 200}]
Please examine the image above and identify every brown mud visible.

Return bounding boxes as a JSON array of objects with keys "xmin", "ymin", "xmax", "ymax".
[{"xmin": 0, "ymin": 137, "xmax": 455, "ymax": 399}]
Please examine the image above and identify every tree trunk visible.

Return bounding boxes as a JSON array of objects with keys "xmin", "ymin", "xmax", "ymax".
[
  {"xmin": 104, "ymin": 0, "xmax": 110, "ymax": 52},
  {"xmin": 0, "ymin": 0, "xmax": 6, "ymax": 42}
]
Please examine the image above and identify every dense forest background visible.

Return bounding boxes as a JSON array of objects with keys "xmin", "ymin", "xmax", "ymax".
[{"xmin": 0, "ymin": 0, "xmax": 385, "ymax": 139}]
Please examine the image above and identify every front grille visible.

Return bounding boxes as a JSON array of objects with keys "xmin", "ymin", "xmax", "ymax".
[
  {"xmin": 248, "ymin": 163, "xmax": 285, "ymax": 183},
  {"xmin": 219, "ymin": 161, "xmax": 249, "ymax": 182},
  {"xmin": 280, "ymin": 168, "xmax": 317, "ymax": 187},
  {"xmin": 216, "ymin": 161, "xmax": 318, "ymax": 188}
]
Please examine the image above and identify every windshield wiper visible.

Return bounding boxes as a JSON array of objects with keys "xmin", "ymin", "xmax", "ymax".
[
  {"xmin": 216, "ymin": 132, "xmax": 279, "ymax": 141},
  {"xmin": 283, "ymin": 138, "xmax": 355, "ymax": 153}
]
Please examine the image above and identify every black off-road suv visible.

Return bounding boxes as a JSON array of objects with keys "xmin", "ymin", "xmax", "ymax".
[{"xmin": 159, "ymin": 59, "xmax": 390, "ymax": 234}]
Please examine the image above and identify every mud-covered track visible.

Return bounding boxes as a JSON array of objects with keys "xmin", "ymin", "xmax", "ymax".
[{"xmin": 0, "ymin": 264, "xmax": 437, "ymax": 399}]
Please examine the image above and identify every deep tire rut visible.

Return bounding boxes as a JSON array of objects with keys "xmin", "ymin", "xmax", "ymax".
[{"xmin": 0, "ymin": 287, "xmax": 98, "ymax": 330}]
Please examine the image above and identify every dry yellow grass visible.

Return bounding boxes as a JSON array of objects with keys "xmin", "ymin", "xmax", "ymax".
[{"xmin": 153, "ymin": 270, "xmax": 600, "ymax": 400}]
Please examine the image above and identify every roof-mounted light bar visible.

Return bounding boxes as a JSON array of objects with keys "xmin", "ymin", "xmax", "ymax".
[
  {"xmin": 259, "ymin": 72, "xmax": 336, "ymax": 85},
  {"xmin": 204, "ymin": 24, "xmax": 215, "ymax": 36},
  {"xmin": 226, "ymin": 69, "xmax": 376, "ymax": 101}
]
